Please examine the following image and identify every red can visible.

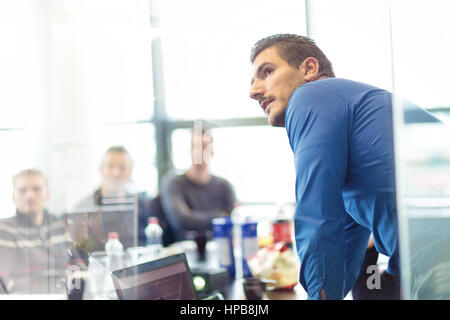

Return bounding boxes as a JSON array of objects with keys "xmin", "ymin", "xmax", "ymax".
[{"xmin": 272, "ymin": 219, "xmax": 292, "ymax": 244}]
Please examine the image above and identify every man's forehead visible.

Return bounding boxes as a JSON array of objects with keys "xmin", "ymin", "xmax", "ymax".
[
  {"xmin": 254, "ymin": 46, "xmax": 285, "ymax": 66},
  {"xmin": 14, "ymin": 175, "xmax": 46, "ymax": 188},
  {"xmin": 104, "ymin": 152, "xmax": 131, "ymax": 164}
]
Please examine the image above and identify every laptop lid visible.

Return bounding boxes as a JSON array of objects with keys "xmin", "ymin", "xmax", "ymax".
[
  {"xmin": 66, "ymin": 202, "xmax": 138, "ymax": 250},
  {"xmin": 111, "ymin": 252, "xmax": 197, "ymax": 300}
]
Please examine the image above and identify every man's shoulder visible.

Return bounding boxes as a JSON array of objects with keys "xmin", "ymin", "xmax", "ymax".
[
  {"xmin": 297, "ymin": 78, "xmax": 388, "ymax": 97},
  {"xmin": 0, "ymin": 215, "xmax": 25, "ymax": 240},
  {"xmin": 0, "ymin": 217, "xmax": 18, "ymax": 245},
  {"xmin": 306, "ymin": 77, "xmax": 384, "ymax": 89},
  {"xmin": 0, "ymin": 216, "xmax": 18, "ymax": 230},
  {"xmin": 162, "ymin": 171, "xmax": 187, "ymax": 185},
  {"xmin": 210, "ymin": 174, "xmax": 233, "ymax": 189},
  {"xmin": 288, "ymin": 78, "xmax": 390, "ymax": 115}
]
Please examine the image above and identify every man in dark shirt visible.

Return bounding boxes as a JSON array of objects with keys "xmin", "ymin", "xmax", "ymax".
[{"xmin": 160, "ymin": 125, "xmax": 236, "ymax": 244}]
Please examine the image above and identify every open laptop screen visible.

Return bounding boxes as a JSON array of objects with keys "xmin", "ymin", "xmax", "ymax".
[
  {"xmin": 66, "ymin": 200, "xmax": 138, "ymax": 251},
  {"xmin": 111, "ymin": 253, "xmax": 197, "ymax": 300}
]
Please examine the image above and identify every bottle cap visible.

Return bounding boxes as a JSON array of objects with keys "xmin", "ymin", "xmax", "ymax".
[
  {"xmin": 108, "ymin": 232, "xmax": 119, "ymax": 240},
  {"xmin": 148, "ymin": 217, "xmax": 159, "ymax": 225}
]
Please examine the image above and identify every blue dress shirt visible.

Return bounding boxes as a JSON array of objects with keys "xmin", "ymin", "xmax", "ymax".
[{"xmin": 285, "ymin": 78, "xmax": 399, "ymax": 299}]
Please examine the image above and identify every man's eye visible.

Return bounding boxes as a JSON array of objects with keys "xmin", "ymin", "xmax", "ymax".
[{"xmin": 264, "ymin": 69, "xmax": 273, "ymax": 77}]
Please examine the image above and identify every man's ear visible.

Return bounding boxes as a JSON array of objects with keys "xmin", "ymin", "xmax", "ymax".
[{"xmin": 302, "ymin": 57, "xmax": 320, "ymax": 82}]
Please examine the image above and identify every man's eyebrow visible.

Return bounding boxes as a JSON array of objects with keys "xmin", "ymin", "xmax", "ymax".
[{"xmin": 251, "ymin": 62, "xmax": 272, "ymax": 85}]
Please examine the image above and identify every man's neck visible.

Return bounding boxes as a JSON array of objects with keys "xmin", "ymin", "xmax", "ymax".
[
  {"xmin": 17, "ymin": 210, "xmax": 45, "ymax": 227},
  {"xmin": 100, "ymin": 186, "xmax": 128, "ymax": 198},
  {"xmin": 186, "ymin": 166, "xmax": 211, "ymax": 185},
  {"xmin": 31, "ymin": 212, "xmax": 45, "ymax": 227}
]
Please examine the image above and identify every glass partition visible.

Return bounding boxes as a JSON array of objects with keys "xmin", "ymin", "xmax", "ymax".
[
  {"xmin": 158, "ymin": 0, "xmax": 307, "ymax": 120},
  {"xmin": 0, "ymin": 0, "xmax": 156, "ymax": 297},
  {"xmin": 171, "ymin": 126, "xmax": 296, "ymax": 205},
  {"xmin": 390, "ymin": 0, "xmax": 450, "ymax": 299}
]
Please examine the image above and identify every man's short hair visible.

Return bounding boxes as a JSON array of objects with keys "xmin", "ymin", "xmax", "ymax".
[
  {"xmin": 13, "ymin": 168, "xmax": 48, "ymax": 188},
  {"xmin": 105, "ymin": 145, "xmax": 129, "ymax": 156},
  {"xmin": 250, "ymin": 34, "xmax": 335, "ymax": 78},
  {"xmin": 102, "ymin": 145, "xmax": 133, "ymax": 166}
]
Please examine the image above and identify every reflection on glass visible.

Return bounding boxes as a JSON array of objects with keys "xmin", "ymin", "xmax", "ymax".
[
  {"xmin": 407, "ymin": 210, "xmax": 450, "ymax": 299},
  {"xmin": 398, "ymin": 121, "xmax": 450, "ymax": 299},
  {"xmin": 70, "ymin": 145, "xmax": 151, "ymax": 251},
  {"xmin": 0, "ymin": 169, "xmax": 76, "ymax": 295},
  {"xmin": 158, "ymin": 0, "xmax": 307, "ymax": 120},
  {"xmin": 171, "ymin": 126, "xmax": 296, "ymax": 204},
  {"xmin": 391, "ymin": 0, "xmax": 450, "ymax": 299},
  {"xmin": 0, "ymin": 130, "xmax": 34, "ymax": 220},
  {"xmin": 69, "ymin": 199, "xmax": 139, "ymax": 252}
]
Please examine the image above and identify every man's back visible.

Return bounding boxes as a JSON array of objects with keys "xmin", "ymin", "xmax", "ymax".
[
  {"xmin": 287, "ymin": 78, "xmax": 396, "ymax": 204},
  {"xmin": 285, "ymin": 77, "xmax": 399, "ymax": 298}
]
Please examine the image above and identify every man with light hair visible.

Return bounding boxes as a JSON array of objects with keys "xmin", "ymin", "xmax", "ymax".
[
  {"xmin": 76, "ymin": 145, "xmax": 153, "ymax": 250},
  {"xmin": 0, "ymin": 169, "xmax": 87, "ymax": 294}
]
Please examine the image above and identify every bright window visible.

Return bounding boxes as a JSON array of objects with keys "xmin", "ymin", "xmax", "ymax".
[{"xmin": 158, "ymin": 0, "xmax": 307, "ymax": 120}]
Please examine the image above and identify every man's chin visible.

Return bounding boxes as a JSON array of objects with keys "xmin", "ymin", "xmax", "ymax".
[
  {"xmin": 267, "ymin": 112, "xmax": 285, "ymax": 127},
  {"xmin": 20, "ymin": 208, "xmax": 42, "ymax": 216}
]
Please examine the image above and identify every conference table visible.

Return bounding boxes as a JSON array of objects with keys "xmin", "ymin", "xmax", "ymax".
[
  {"xmin": 82, "ymin": 240, "xmax": 307, "ymax": 300},
  {"xmin": 174, "ymin": 240, "xmax": 307, "ymax": 300}
]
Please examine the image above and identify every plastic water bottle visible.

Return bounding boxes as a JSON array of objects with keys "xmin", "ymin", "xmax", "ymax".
[
  {"xmin": 145, "ymin": 217, "xmax": 163, "ymax": 258},
  {"xmin": 105, "ymin": 232, "xmax": 125, "ymax": 271}
]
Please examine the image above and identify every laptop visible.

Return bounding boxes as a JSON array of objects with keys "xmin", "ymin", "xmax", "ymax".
[
  {"xmin": 66, "ymin": 200, "xmax": 138, "ymax": 251},
  {"xmin": 111, "ymin": 252, "xmax": 199, "ymax": 300}
]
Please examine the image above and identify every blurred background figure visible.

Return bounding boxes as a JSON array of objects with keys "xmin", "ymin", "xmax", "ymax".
[
  {"xmin": 75, "ymin": 146, "xmax": 153, "ymax": 251},
  {"xmin": 351, "ymin": 234, "xmax": 401, "ymax": 300},
  {"xmin": 0, "ymin": 169, "xmax": 87, "ymax": 294},
  {"xmin": 158, "ymin": 123, "xmax": 236, "ymax": 259}
]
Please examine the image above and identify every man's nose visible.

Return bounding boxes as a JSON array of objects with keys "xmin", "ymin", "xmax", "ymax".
[
  {"xmin": 249, "ymin": 80, "xmax": 264, "ymax": 101},
  {"xmin": 25, "ymin": 189, "xmax": 36, "ymax": 199},
  {"xmin": 111, "ymin": 168, "xmax": 123, "ymax": 178}
]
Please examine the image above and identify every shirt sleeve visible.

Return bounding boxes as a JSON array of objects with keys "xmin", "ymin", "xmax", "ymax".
[
  {"xmin": 223, "ymin": 179, "xmax": 237, "ymax": 213},
  {"xmin": 285, "ymin": 83, "xmax": 350, "ymax": 299},
  {"xmin": 0, "ymin": 224, "xmax": 17, "ymax": 291}
]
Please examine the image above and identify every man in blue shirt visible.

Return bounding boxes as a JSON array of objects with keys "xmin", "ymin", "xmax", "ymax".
[{"xmin": 249, "ymin": 34, "xmax": 399, "ymax": 299}]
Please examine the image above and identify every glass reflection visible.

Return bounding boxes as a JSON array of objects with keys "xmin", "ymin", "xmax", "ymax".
[{"xmin": 391, "ymin": 0, "xmax": 450, "ymax": 300}]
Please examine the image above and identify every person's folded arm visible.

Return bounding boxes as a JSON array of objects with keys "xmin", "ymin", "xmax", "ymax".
[
  {"xmin": 286, "ymin": 84, "xmax": 350, "ymax": 300},
  {"xmin": 160, "ymin": 176, "xmax": 224, "ymax": 231}
]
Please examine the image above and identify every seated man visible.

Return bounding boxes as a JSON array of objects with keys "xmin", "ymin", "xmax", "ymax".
[
  {"xmin": 75, "ymin": 146, "xmax": 152, "ymax": 251},
  {"xmin": 0, "ymin": 169, "xmax": 87, "ymax": 294},
  {"xmin": 160, "ymin": 125, "xmax": 236, "ymax": 252}
]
